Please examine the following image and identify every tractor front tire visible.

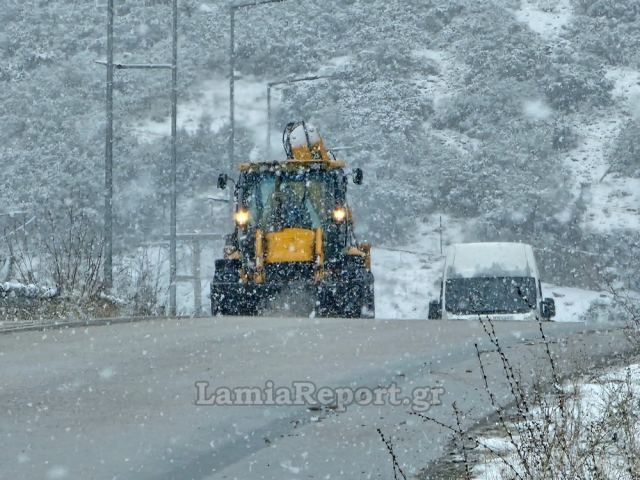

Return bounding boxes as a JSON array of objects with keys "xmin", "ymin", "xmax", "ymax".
[
  {"xmin": 316, "ymin": 272, "xmax": 375, "ymax": 319},
  {"xmin": 211, "ymin": 286, "xmax": 258, "ymax": 316}
]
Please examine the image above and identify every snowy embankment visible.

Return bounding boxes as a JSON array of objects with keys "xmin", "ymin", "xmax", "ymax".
[
  {"xmin": 372, "ymin": 215, "xmax": 614, "ymax": 322},
  {"xmin": 568, "ymin": 65, "xmax": 640, "ymax": 233},
  {"xmin": 472, "ymin": 362, "xmax": 640, "ymax": 480},
  {"xmin": 372, "ymin": 215, "xmax": 457, "ymax": 319},
  {"xmin": 542, "ymin": 283, "xmax": 613, "ymax": 323},
  {"xmin": 579, "ymin": 67, "xmax": 640, "ymax": 232},
  {"xmin": 374, "ymin": 249, "xmax": 613, "ymax": 322}
]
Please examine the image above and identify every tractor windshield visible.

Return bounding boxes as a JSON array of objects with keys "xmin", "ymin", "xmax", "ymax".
[{"xmin": 242, "ymin": 169, "xmax": 339, "ymax": 231}]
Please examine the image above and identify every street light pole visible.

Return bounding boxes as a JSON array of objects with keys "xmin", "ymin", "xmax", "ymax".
[
  {"xmin": 229, "ymin": 7, "xmax": 235, "ymax": 174},
  {"xmin": 104, "ymin": 0, "xmax": 114, "ymax": 291},
  {"xmin": 99, "ymin": 2, "xmax": 177, "ymax": 313},
  {"xmin": 169, "ymin": 0, "xmax": 178, "ymax": 316},
  {"xmin": 266, "ymin": 84, "xmax": 272, "ymax": 157},
  {"xmin": 266, "ymin": 75, "xmax": 335, "ymax": 157},
  {"xmin": 228, "ymin": 0, "xmax": 286, "ymax": 169}
]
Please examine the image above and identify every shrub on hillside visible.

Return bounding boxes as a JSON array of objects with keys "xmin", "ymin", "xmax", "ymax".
[
  {"xmin": 541, "ymin": 65, "xmax": 613, "ymax": 111},
  {"xmin": 608, "ymin": 121, "xmax": 640, "ymax": 177},
  {"xmin": 568, "ymin": 15, "xmax": 640, "ymax": 67},
  {"xmin": 432, "ymin": 81, "xmax": 530, "ymax": 136},
  {"xmin": 574, "ymin": 0, "xmax": 640, "ymax": 20}
]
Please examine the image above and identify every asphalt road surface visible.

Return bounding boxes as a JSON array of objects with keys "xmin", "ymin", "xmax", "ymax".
[{"xmin": 0, "ymin": 317, "xmax": 633, "ymax": 479}]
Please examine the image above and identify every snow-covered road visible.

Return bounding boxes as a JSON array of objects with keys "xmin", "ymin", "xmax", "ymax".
[{"xmin": 0, "ymin": 317, "xmax": 632, "ymax": 479}]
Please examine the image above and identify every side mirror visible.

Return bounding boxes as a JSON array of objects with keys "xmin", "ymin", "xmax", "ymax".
[
  {"xmin": 428, "ymin": 300, "xmax": 442, "ymax": 320},
  {"xmin": 217, "ymin": 173, "xmax": 228, "ymax": 190},
  {"xmin": 541, "ymin": 298, "xmax": 556, "ymax": 320},
  {"xmin": 353, "ymin": 168, "xmax": 364, "ymax": 185}
]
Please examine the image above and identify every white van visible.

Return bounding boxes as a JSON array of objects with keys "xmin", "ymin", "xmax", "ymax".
[{"xmin": 428, "ymin": 242, "xmax": 556, "ymax": 321}]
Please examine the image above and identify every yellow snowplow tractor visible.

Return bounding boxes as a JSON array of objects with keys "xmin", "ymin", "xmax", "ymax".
[{"xmin": 211, "ymin": 121, "xmax": 374, "ymax": 318}]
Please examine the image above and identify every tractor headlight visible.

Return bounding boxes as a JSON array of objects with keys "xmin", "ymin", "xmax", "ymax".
[
  {"xmin": 332, "ymin": 207, "xmax": 347, "ymax": 223},
  {"xmin": 234, "ymin": 209, "xmax": 250, "ymax": 226}
]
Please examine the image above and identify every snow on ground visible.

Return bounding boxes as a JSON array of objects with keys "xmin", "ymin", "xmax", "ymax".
[
  {"xmin": 372, "ymin": 214, "xmax": 609, "ymax": 322},
  {"xmin": 372, "ymin": 247, "xmax": 441, "ymax": 319},
  {"xmin": 428, "ymin": 124, "xmax": 483, "ymax": 156},
  {"xmin": 606, "ymin": 66, "xmax": 640, "ymax": 117},
  {"xmin": 317, "ymin": 54, "xmax": 352, "ymax": 76},
  {"xmin": 552, "ymin": 110, "xmax": 627, "ymax": 227},
  {"xmin": 134, "ymin": 54, "xmax": 352, "ymax": 160},
  {"xmin": 414, "ymin": 49, "xmax": 482, "ymax": 161},
  {"xmin": 565, "ymin": 66, "xmax": 640, "ymax": 232},
  {"xmin": 562, "ymin": 66, "xmax": 640, "ymax": 233},
  {"xmin": 512, "ymin": 0, "xmax": 572, "ymax": 39},
  {"xmin": 472, "ymin": 361, "xmax": 640, "ymax": 480},
  {"xmin": 566, "ymin": 115, "xmax": 622, "ymax": 191},
  {"xmin": 513, "ymin": 1, "xmax": 639, "ymax": 238},
  {"xmin": 133, "ymin": 77, "xmax": 269, "ymax": 156},
  {"xmin": 0, "ymin": 281, "xmax": 57, "ymax": 299},
  {"xmin": 558, "ymin": 72, "xmax": 640, "ymax": 233},
  {"xmin": 543, "ymin": 283, "xmax": 612, "ymax": 323},
  {"xmin": 413, "ymin": 48, "xmax": 467, "ymax": 110},
  {"xmin": 583, "ymin": 176, "xmax": 640, "ymax": 233},
  {"xmin": 372, "ymin": 214, "xmax": 464, "ymax": 319}
]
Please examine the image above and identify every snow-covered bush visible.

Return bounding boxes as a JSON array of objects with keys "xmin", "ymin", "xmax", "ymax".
[
  {"xmin": 40, "ymin": 207, "xmax": 104, "ymax": 298},
  {"xmin": 3, "ymin": 204, "xmax": 103, "ymax": 299},
  {"xmin": 607, "ymin": 287, "xmax": 640, "ymax": 347},
  {"xmin": 114, "ymin": 247, "xmax": 166, "ymax": 317},
  {"xmin": 416, "ymin": 318, "xmax": 640, "ymax": 479},
  {"xmin": 471, "ymin": 365, "xmax": 640, "ymax": 479}
]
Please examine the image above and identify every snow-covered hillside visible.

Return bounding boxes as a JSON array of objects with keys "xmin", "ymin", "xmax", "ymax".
[{"xmin": 2, "ymin": 0, "xmax": 639, "ymax": 315}]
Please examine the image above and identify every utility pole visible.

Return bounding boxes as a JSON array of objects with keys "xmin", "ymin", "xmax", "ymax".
[
  {"xmin": 169, "ymin": 0, "xmax": 178, "ymax": 316},
  {"xmin": 99, "ymin": 1, "xmax": 178, "ymax": 314},
  {"xmin": 266, "ymin": 75, "xmax": 334, "ymax": 157},
  {"xmin": 104, "ymin": 0, "xmax": 114, "ymax": 291},
  {"xmin": 229, "ymin": 0, "xmax": 286, "ymax": 169},
  {"xmin": 266, "ymin": 83, "xmax": 272, "ymax": 157},
  {"xmin": 439, "ymin": 215, "xmax": 443, "ymax": 255},
  {"xmin": 229, "ymin": 7, "xmax": 235, "ymax": 173}
]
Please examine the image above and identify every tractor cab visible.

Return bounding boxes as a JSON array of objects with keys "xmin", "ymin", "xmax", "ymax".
[{"xmin": 211, "ymin": 122, "xmax": 374, "ymax": 318}]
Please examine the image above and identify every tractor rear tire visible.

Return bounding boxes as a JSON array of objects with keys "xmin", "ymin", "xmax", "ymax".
[
  {"xmin": 362, "ymin": 276, "xmax": 375, "ymax": 319},
  {"xmin": 316, "ymin": 274, "xmax": 375, "ymax": 319}
]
